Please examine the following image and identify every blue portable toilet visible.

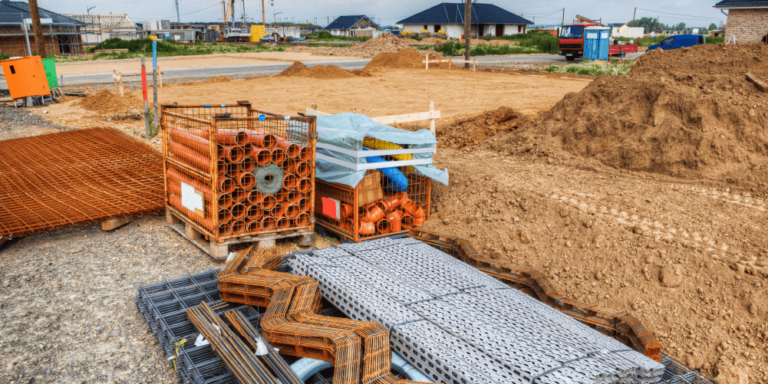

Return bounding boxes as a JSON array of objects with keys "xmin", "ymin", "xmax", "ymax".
[{"xmin": 584, "ymin": 26, "xmax": 610, "ymax": 61}]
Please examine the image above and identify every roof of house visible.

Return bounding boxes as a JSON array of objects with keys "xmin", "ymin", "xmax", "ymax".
[
  {"xmin": 64, "ymin": 14, "xmax": 137, "ymax": 29},
  {"xmin": 397, "ymin": 3, "xmax": 532, "ymax": 25},
  {"xmin": 0, "ymin": 1, "xmax": 85, "ymax": 25},
  {"xmin": 608, "ymin": 23, "xmax": 627, "ymax": 28},
  {"xmin": 325, "ymin": 15, "xmax": 380, "ymax": 31},
  {"xmin": 714, "ymin": 0, "xmax": 768, "ymax": 8}
]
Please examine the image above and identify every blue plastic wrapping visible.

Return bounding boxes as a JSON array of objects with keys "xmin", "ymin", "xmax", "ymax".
[{"xmin": 315, "ymin": 113, "xmax": 449, "ymax": 188}]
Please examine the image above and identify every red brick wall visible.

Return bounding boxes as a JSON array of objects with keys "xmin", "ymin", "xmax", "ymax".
[
  {"xmin": 0, "ymin": 26, "xmax": 84, "ymax": 56},
  {"xmin": 725, "ymin": 8, "xmax": 768, "ymax": 43}
]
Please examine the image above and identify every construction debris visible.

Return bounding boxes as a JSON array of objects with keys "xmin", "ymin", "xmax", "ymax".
[
  {"xmin": 438, "ymin": 106, "xmax": 527, "ymax": 149},
  {"xmin": 289, "ymin": 237, "xmax": 665, "ymax": 384},
  {"xmin": 0, "ymin": 127, "xmax": 165, "ymax": 238}
]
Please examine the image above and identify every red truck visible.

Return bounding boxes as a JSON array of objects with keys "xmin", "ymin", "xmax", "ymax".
[{"xmin": 558, "ymin": 23, "xmax": 594, "ymax": 61}]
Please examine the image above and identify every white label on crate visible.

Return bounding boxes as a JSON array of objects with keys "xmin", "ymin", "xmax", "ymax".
[{"xmin": 181, "ymin": 182, "xmax": 204, "ymax": 217}]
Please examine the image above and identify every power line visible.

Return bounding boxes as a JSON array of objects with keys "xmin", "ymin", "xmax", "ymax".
[
  {"xmin": 133, "ymin": 2, "xmax": 220, "ymax": 21},
  {"xmin": 636, "ymin": 8, "xmax": 723, "ymax": 20}
]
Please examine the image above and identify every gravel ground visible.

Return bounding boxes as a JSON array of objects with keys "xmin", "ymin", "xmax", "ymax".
[
  {"xmin": 0, "ymin": 104, "xmax": 69, "ymax": 140},
  {"xmin": 0, "ymin": 215, "xmax": 221, "ymax": 384}
]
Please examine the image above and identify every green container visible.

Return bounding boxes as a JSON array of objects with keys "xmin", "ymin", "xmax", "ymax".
[{"xmin": 42, "ymin": 58, "xmax": 57, "ymax": 89}]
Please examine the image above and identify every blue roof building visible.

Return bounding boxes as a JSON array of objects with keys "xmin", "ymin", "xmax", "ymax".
[
  {"xmin": 714, "ymin": 0, "xmax": 768, "ymax": 43},
  {"xmin": 324, "ymin": 15, "xmax": 381, "ymax": 37},
  {"xmin": 397, "ymin": 2, "xmax": 532, "ymax": 39}
]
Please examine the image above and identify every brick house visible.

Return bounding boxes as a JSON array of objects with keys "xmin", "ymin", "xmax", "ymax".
[
  {"xmin": 0, "ymin": 0, "xmax": 85, "ymax": 57},
  {"xmin": 714, "ymin": 0, "xmax": 768, "ymax": 43}
]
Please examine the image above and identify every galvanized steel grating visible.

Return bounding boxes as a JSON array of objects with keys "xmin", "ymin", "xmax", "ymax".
[{"xmin": 0, "ymin": 128, "xmax": 165, "ymax": 238}]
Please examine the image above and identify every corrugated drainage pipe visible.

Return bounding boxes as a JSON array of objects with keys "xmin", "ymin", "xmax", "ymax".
[{"xmin": 289, "ymin": 353, "xmax": 433, "ymax": 383}]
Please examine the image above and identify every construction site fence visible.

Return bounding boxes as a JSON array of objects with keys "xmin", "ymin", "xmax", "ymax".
[
  {"xmin": 408, "ymin": 229, "xmax": 664, "ymax": 363},
  {"xmin": 161, "ymin": 101, "xmax": 317, "ymax": 242},
  {"xmin": 314, "ymin": 152, "xmax": 431, "ymax": 242}
]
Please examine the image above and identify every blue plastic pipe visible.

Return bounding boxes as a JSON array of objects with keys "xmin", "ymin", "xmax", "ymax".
[{"xmin": 366, "ymin": 153, "xmax": 408, "ymax": 192}]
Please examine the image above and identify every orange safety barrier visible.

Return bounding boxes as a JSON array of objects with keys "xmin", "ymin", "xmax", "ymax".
[{"xmin": 408, "ymin": 230, "xmax": 664, "ymax": 362}]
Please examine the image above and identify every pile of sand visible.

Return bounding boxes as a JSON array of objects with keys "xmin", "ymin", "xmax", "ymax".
[
  {"xmin": 287, "ymin": 33, "xmax": 444, "ymax": 59},
  {"xmin": 279, "ymin": 61, "xmax": 357, "ymax": 79},
  {"xmin": 201, "ymin": 76, "xmax": 231, "ymax": 83},
  {"xmin": 78, "ymin": 89, "xmax": 142, "ymax": 115},
  {"xmin": 363, "ymin": 48, "xmax": 453, "ymax": 71},
  {"xmin": 439, "ymin": 107, "xmax": 526, "ymax": 149},
  {"xmin": 492, "ymin": 43, "xmax": 768, "ymax": 186}
]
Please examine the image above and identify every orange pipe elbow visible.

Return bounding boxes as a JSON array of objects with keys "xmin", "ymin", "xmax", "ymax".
[
  {"xmin": 401, "ymin": 214, "xmax": 414, "ymax": 229},
  {"xmin": 376, "ymin": 219, "xmax": 391, "ymax": 234},
  {"xmin": 359, "ymin": 220, "xmax": 376, "ymax": 235},
  {"xmin": 362, "ymin": 204, "xmax": 385, "ymax": 223},
  {"xmin": 340, "ymin": 203, "xmax": 354, "ymax": 219}
]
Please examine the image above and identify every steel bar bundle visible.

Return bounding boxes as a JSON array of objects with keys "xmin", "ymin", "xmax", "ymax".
[
  {"xmin": 217, "ymin": 247, "xmax": 429, "ymax": 384},
  {"xmin": 288, "ymin": 238, "xmax": 666, "ymax": 384},
  {"xmin": 408, "ymin": 230, "xmax": 664, "ymax": 362},
  {"xmin": 0, "ymin": 128, "xmax": 165, "ymax": 238},
  {"xmin": 161, "ymin": 103, "xmax": 316, "ymax": 242}
]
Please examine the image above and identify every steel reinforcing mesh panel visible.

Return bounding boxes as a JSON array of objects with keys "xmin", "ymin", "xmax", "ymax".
[
  {"xmin": 288, "ymin": 238, "xmax": 666, "ymax": 384},
  {"xmin": 0, "ymin": 128, "xmax": 165, "ymax": 238}
]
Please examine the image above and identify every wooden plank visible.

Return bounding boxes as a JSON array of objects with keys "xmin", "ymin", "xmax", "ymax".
[
  {"xmin": 305, "ymin": 108, "xmax": 331, "ymax": 117},
  {"xmin": 101, "ymin": 216, "xmax": 137, "ymax": 231},
  {"xmin": 746, "ymin": 73, "xmax": 767, "ymax": 92},
  {"xmin": 372, "ymin": 111, "xmax": 441, "ymax": 125}
]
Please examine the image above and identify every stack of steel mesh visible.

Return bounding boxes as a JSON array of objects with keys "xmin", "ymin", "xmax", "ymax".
[
  {"xmin": 288, "ymin": 238, "xmax": 667, "ymax": 384},
  {"xmin": 135, "ymin": 270, "xmax": 299, "ymax": 384}
]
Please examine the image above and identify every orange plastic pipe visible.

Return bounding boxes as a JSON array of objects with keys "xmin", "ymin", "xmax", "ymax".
[
  {"xmin": 260, "ymin": 216, "xmax": 276, "ymax": 230},
  {"xmin": 276, "ymin": 217, "xmax": 291, "ymax": 229},
  {"xmin": 286, "ymin": 190, "xmax": 301, "ymax": 204},
  {"xmin": 340, "ymin": 203, "xmax": 354, "ymax": 219},
  {"xmin": 271, "ymin": 203, "xmax": 287, "ymax": 218},
  {"xmin": 236, "ymin": 172, "xmax": 256, "ymax": 189},
  {"xmin": 295, "ymin": 213, "xmax": 310, "ymax": 226},
  {"xmin": 254, "ymin": 148, "xmax": 272, "ymax": 166},
  {"xmin": 222, "ymin": 145, "xmax": 244, "ymax": 163},
  {"xmin": 298, "ymin": 146, "xmax": 311, "ymax": 161},
  {"xmin": 247, "ymin": 190, "xmax": 263, "ymax": 205},
  {"xmin": 376, "ymin": 219, "xmax": 391, "ymax": 234},
  {"xmin": 271, "ymin": 148, "xmax": 286, "ymax": 165},
  {"xmin": 285, "ymin": 204, "xmax": 299, "ymax": 219},
  {"xmin": 231, "ymin": 219, "xmax": 247, "ymax": 236},
  {"xmin": 170, "ymin": 128, "xmax": 211, "ymax": 154},
  {"xmin": 261, "ymin": 195, "xmax": 277, "ymax": 210},
  {"xmin": 169, "ymin": 142, "xmax": 211, "ymax": 172},
  {"xmin": 274, "ymin": 191, "xmax": 288, "ymax": 202},
  {"xmin": 361, "ymin": 204, "xmax": 384, "ymax": 223},
  {"xmin": 231, "ymin": 203, "xmax": 247, "ymax": 220},
  {"xmin": 168, "ymin": 194, "xmax": 213, "ymax": 230},
  {"xmin": 281, "ymin": 158, "xmax": 296, "ymax": 174},
  {"xmin": 249, "ymin": 131, "xmax": 277, "ymax": 149},
  {"xmin": 246, "ymin": 220, "xmax": 262, "ymax": 233},
  {"xmin": 242, "ymin": 143, "xmax": 255, "ymax": 158},
  {"xmin": 232, "ymin": 188, "xmax": 246, "ymax": 203},
  {"xmin": 240, "ymin": 157, "xmax": 256, "ymax": 173},
  {"xmin": 218, "ymin": 193, "xmax": 233, "ymax": 210},
  {"xmin": 217, "ymin": 129, "xmax": 248, "ymax": 146},
  {"xmin": 219, "ymin": 178, "xmax": 235, "ymax": 193},
  {"xmin": 283, "ymin": 174, "xmax": 297, "ymax": 190},
  {"xmin": 295, "ymin": 161, "xmax": 311, "ymax": 177},
  {"xmin": 218, "ymin": 208, "xmax": 232, "ymax": 224},
  {"xmin": 276, "ymin": 138, "xmax": 300, "ymax": 158},
  {"xmin": 167, "ymin": 168, "xmax": 212, "ymax": 198},
  {"xmin": 246, "ymin": 205, "xmax": 262, "ymax": 220},
  {"xmin": 344, "ymin": 218, "xmax": 354, "ymax": 232},
  {"xmin": 298, "ymin": 198, "xmax": 311, "ymax": 212},
  {"xmin": 401, "ymin": 214, "xmax": 414, "ymax": 229},
  {"xmin": 217, "ymin": 159, "xmax": 227, "ymax": 176},
  {"xmin": 379, "ymin": 196, "xmax": 403, "ymax": 212},
  {"xmin": 217, "ymin": 223, "xmax": 232, "ymax": 237},
  {"xmin": 297, "ymin": 178, "xmax": 312, "ymax": 193},
  {"xmin": 359, "ymin": 220, "xmax": 376, "ymax": 235}
]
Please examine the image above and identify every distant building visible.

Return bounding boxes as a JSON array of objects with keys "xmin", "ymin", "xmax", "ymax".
[
  {"xmin": 0, "ymin": 0, "xmax": 85, "ymax": 56},
  {"xmin": 324, "ymin": 15, "xmax": 381, "ymax": 37},
  {"xmin": 611, "ymin": 24, "xmax": 644, "ymax": 38},
  {"xmin": 64, "ymin": 14, "xmax": 138, "ymax": 45},
  {"xmin": 397, "ymin": 2, "xmax": 532, "ymax": 39},
  {"xmin": 714, "ymin": 0, "xmax": 768, "ymax": 43}
]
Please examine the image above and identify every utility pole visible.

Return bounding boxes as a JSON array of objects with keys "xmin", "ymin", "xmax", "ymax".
[
  {"xmin": 175, "ymin": 0, "xmax": 180, "ymax": 23},
  {"xmin": 632, "ymin": 7, "xmax": 637, "ymax": 27},
  {"xmin": 28, "ymin": 0, "xmax": 46, "ymax": 58},
  {"xmin": 561, "ymin": 8, "xmax": 565, "ymax": 28},
  {"xmin": 262, "ymin": 0, "xmax": 266, "ymax": 30},
  {"xmin": 463, "ymin": 0, "xmax": 471, "ymax": 69}
]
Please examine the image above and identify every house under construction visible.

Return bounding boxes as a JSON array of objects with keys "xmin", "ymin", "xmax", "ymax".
[
  {"xmin": 0, "ymin": 0, "xmax": 85, "ymax": 57},
  {"xmin": 64, "ymin": 13, "xmax": 138, "ymax": 45}
]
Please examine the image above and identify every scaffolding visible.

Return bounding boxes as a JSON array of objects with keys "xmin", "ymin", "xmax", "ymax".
[{"xmin": 0, "ymin": 12, "xmax": 86, "ymax": 57}]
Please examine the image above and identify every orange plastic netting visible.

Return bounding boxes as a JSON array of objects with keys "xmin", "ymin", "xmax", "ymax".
[{"xmin": 0, "ymin": 128, "xmax": 165, "ymax": 238}]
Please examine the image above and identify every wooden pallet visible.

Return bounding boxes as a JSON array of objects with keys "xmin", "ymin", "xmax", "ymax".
[{"xmin": 166, "ymin": 209, "xmax": 314, "ymax": 261}]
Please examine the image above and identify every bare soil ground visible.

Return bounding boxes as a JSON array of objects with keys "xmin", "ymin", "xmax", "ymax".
[{"xmin": 9, "ymin": 49, "xmax": 768, "ymax": 384}]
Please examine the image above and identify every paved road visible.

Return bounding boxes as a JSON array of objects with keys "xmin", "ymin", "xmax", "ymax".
[{"xmin": 0, "ymin": 52, "xmax": 644, "ymax": 89}]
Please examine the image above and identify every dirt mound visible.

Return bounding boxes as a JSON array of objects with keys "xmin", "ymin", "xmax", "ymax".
[
  {"xmin": 492, "ymin": 43, "xmax": 768, "ymax": 186},
  {"xmin": 279, "ymin": 61, "xmax": 357, "ymax": 79},
  {"xmin": 286, "ymin": 33, "xmax": 444, "ymax": 59},
  {"xmin": 78, "ymin": 89, "xmax": 142, "ymax": 115},
  {"xmin": 439, "ymin": 107, "xmax": 527, "ymax": 149},
  {"xmin": 201, "ymin": 76, "xmax": 231, "ymax": 83}
]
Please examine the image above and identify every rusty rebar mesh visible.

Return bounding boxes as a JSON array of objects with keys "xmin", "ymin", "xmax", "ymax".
[
  {"xmin": 0, "ymin": 128, "xmax": 165, "ymax": 238},
  {"xmin": 408, "ymin": 229, "xmax": 664, "ymax": 362},
  {"xmin": 218, "ymin": 247, "xmax": 429, "ymax": 384}
]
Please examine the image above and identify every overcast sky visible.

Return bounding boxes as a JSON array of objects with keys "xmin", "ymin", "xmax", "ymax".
[{"xmin": 41, "ymin": 0, "xmax": 726, "ymax": 27}]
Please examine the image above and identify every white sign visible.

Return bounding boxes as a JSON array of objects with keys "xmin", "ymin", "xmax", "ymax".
[
  {"xmin": 586, "ymin": 33, "xmax": 598, "ymax": 39},
  {"xmin": 181, "ymin": 182, "xmax": 204, "ymax": 217}
]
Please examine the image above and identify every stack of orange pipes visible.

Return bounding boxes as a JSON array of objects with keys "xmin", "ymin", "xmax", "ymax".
[
  {"xmin": 216, "ymin": 247, "xmax": 429, "ymax": 384},
  {"xmin": 166, "ymin": 126, "xmax": 313, "ymax": 238},
  {"xmin": 339, "ymin": 192, "xmax": 427, "ymax": 236}
]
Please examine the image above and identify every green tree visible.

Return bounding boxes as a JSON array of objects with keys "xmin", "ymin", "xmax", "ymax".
[
  {"xmin": 628, "ymin": 16, "xmax": 658, "ymax": 31},
  {"xmin": 708, "ymin": 23, "xmax": 717, "ymax": 30},
  {"xmin": 676, "ymin": 22, "xmax": 686, "ymax": 30}
]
